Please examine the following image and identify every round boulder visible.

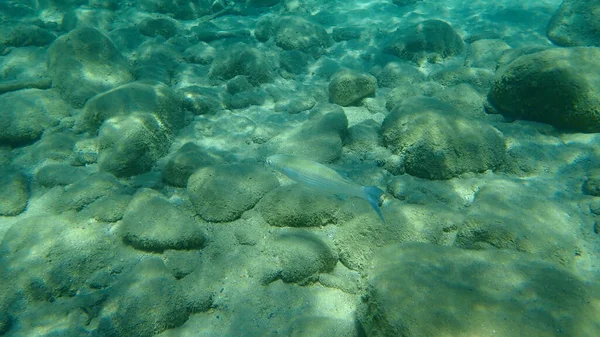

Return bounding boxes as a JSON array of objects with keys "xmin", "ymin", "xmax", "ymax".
[
  {"xmin": 0, "ymin": 89, "xmax": 70, "ymax": 145},
  {"xmin": 329, "ymin": 70, "xmax": 377, "ymax": 107},
  {"xmin": 487, "ymin": 47, "xmax": 600, "ymax": 133},
  {"xmin": 47, "ymin": 27, "xmax": 133, "ymax": 107},
  {"xmin": 76, "ymin": 80, "xmax": 184, "ymax": 134},
  {"xmin": 97, "ymin": 114, "xmax": 171, "ymax": 177},
  {"xmin": 382, "ymin": 97, "xmax": 506, "ymax": 180},
  {"xmin": 384, "ymin": 19, "xmax": 465, "ymax": 64},
  {"xmin": 120, "ymin": 189, "xmax": 206, "ymax": 252},
  {"xmin": 187, "ymin": 163, "xmax": 279, "ymax": 222},
  {"xmin": 547, "ymin": 0, "xmax": 600, "ymax": 47},
  {"xmin": 359, "ymin": 243, "xmax": 600, "ymax": 337}
]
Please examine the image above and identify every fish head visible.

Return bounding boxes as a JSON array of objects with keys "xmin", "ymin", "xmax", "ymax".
[{"xmin": 265, "ymin": 154, "xmax": 290, "ymax": 170}]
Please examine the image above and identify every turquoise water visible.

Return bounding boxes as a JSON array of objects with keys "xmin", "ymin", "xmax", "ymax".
[{"xmin": 1, "ymin": 0, "xmax": 600, "ymax": 336}]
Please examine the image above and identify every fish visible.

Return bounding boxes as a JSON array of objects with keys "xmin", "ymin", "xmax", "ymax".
[{"xmin": 265, "ymin": 154, "xmax": 385, "ymax": 222}]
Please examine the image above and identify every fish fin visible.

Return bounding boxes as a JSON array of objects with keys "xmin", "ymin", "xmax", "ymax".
[{"xmin": 363, "ymin": 186, "xmax": 385, "ymax": 223}]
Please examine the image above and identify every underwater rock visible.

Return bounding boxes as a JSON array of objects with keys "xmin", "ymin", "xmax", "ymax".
[
  {"xmin": 462, "ymin": 179, "xmax": 582, "ymax": 268},
  {"xmin": 120, "ymin": 189, "xmax": 206, "ymax": 252},
  {"xmin": 583, "ymin": 173, "xmax": 600, "ymax": 196},
  {"xmin": 95, "ymin": 258, "xmax": 192, "ymax": 337},
  {"xmin": 35, "ymin": 163, "xmax": 88, "ymax": 188},
  {"xmin": 187, "ymin": 163, "xmax": 279, "ymax": 222},
  {"xmin": 267, "ymin": 230, "xmax": 337, "ymax": 285},
  {"xmin": 0, "ymin": 89, "xmax": 70, "ymax": 145},
  {"xmin": 76, "ymin": 80, "xmax": 184, "ymax": 135},
  {"xmin": 280, "ymin": 316, "xmax": 356, "ymax": 337},
  {"xmin": 0, "ymin": 24, "xmax": 56, "ymax": 47},
  {"xmin": 273, "ymin": 16, "xmax": 332, "ymax": 57},
  {"xmin": 487, "ymin": 47, "xmax": 600, "ymax": 133},
  {"xmin": 97, "ymin": 114, "xmax": 171, "ymax": 177},
  {"xmin": 329, "ymin": 70, "xmax": 377, "ymax": 107},
  {"xmin": 359, "ymin": 242, "xmax": 600, "ymax": 337},
  {"xmin": 0, "ymin": 167, "xmax": 28, "ymax": 216},
  {"xmin": 375, "ymin": 62, "xmax": 425, "ymax": 88},
  {"xmin": 261, "ymin": 109, "xmax": 348, "ymax": 163},
  {"xmin": 382, "ymin": 97, "xmax": 506, "ymax": 180},
  {"xmin": 162, "ymin": 142, "xmax": 222, "ymax": 187},
  {"xmin": 384, "ymin": 19, "xmax": 465, "ymax": 64},
  {"xmin": 429, "ymin": 65, "xmax": 495, "ymax": 94},
  {"xmin": 55, "ymin": 172, "xmax": 123, "ymax": 212},
  {"xmin": 255, "ymin": 15, "xmax": 332, "ymax": 57},
  {"xmin": 79, "ymin": 193, "xmax": 132, "ymax": 222},
  {"xmin": 47, "ymin": 27, "xmax": 134, "ymax": 107},
  {"xmin": 258, "ymin": 184, "xmax": 350, "ymax": 227},
  {"xmin": 138, "ymin": 17, "xmax": 178, "ymax": 38},
  {"xmin": 464, "ymin": 38, "xmax": 512, "ymax": 69},
  {"xmin": 208, "ymin": 43, "xmax": 274, "ymax": 85},
  {"xmin": 547, "ymin": 0, "xmax": 600, "ymax": 47},
  {"xmin": 139, "ymin": 0, "xmax": 210, "ymax": 20},
  {"xmin": 0, "ymin": 215, "xmax": 119, "ymax": 301}
]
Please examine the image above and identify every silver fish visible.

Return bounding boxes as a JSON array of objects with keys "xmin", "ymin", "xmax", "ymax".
[{"xmin": 266, "ymin": 154, "xmax": 385, "ymax": 222}]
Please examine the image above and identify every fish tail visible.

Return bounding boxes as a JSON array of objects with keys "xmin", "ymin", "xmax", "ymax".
[{"xmin": 363, "ymin": 186, "xmax": 385, "ymax": 223}]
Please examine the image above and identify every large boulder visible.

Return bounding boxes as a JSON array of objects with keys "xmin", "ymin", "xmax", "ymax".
[
  {"xmin": 258, "ymin": 185, "xmax": 352, "ymax": 227},
  {"xmin": 255, "ymin": 15, "xmax": 332, "ymax": 57},
  {"xmin": 382, "ymin": 97, "xmax": 506, "ymax": 179},
  {"xmin": 95, "ymin": 258, "xmax": 193, "ymax": 337},
  {"xmin": 187, "ymin": 163, "xmax": 279, "ymax": 222},
  {"xmin": 120, "ymin": 189, "xmax": 206, "ymax": 252},
  {"xmin": 0, "ymin": 89, "xmax": 70, "ymax": 145},
  {"xmin": 75, "ymin": 80, "xmax": 184, "ymax": 134},
  {"xmin": 0, "ymin": 167, "xmax": 28, "ymax": 216},
  {"xmin": 265, "ymin": 230, "xmax": 337, "ymax": 285},
  {"xmin": 162, "ymin": 142, "xmax": 223, "ymax": 187},
  {"xmin": 208, "ymin": 43, "xmax": 274, "ymax": 85},
  {"xmin": 384, "ymin": 19, "xmax": 465, "ymax": 64},
  {"xmin": 547, "ymin": 0, "xmax": 600, "ymax": 47},
  {"xmin": 487, "ymin": 47, "xmax": 600, "ymax": 133},
  {"xmin": 360, "ymin": 243, "xmax": 600, "ymax": 337},
  {"xmin": 47, "ymin": 27, "xmax": 134, "ymax": 107},
  {"xmin": 97, "ymin": 114, "xmax": 171, "ymax": 177},
  {"xmin": 329, "ymin": 70, "xmax": 377, "ymax": 107},
  {"xmin": 261, "ymin": 107, "xmax": 348, "ymax": 163}
]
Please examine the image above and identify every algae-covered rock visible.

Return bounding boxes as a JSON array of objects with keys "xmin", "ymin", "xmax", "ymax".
[
  {"xmin": 76, "ymin": 80, "xmax": 184, "ymax": 134},
  {"xmin": 261, "ymin": 109, "xmax": 348, "ymax": 164},
  {"xmin": 329, "ymin": 70, "xmax": 377, "ymax": 107},
  {"xmin": 359, "ymin": 243, "xmax": 600, "ymax": 337},
  {"xmin": 460, "ymin": 179, "xmax": 582, "ymax": 268},
  {"xmin": 258, "ymin": 184, "xmax": 350, "ymax": 227},
  {"xmin": 0, "ymin": 89, "xmax": 70, "ymax": 145},
  {"xmin": 55, "ymin": 172, "xmax": 123, "ymax": 212},
  {"xmin": 35, "ymin": 163, "xmax": 88, "ymax": 188},
  {"xmin": 95, "ymin": 258, "xmax": 192, "ymax": 337},
  {"xmin": 187, "ymin": 163, "xmax": 279, "ymax": 222},
  {"xmin": 547, "ymin": 0, "xmax": 600, "ymax": 47},
  {"xmin": 97, "ymin": 114, "xmax": 171, "ymax": 177},
  {"xmin": 208, "ymin": 43, "xmax": 273, "ymax": 85},
  {"xmin": 120, "ymin": 189, "xmax": 206, "ymax": 252},
  {"xmin": 281, "ymin": 316, "xmax": 356, "ymax": 337},
  {"xmin": 79, "ymin": 193, "xmax": 132, "ymax": 222},
  {"xmin": 384, "ymin": 19, "xmax": 465, "ymax": 64},
  {"xmin": 267, "ymin": 230, "xmax": 337, "ymax": 285},
  {"xmin": 47, "ymin": 27, "xmax": 133, "ymax": 107},
  {"xmin": 162, "ymin": 142, "xmax": 223, "ymax": 187},
  {"xmin": 487, "ymin": 47, "xmax": 600, "ymax": 132},
  {"xmin": 273, "ymin": 16, "xmax": 333, "ymax": 57},
  {"xmin": 382, "ymin": 97, "xmax": 506, "ymax": 179},
  {"xmin": 0, "ymin": 167, "xmax": 28, "ymax": 216},
  {"xmin": 0, "ymin": 215, "xmax": 118, "ymax": 301}
]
